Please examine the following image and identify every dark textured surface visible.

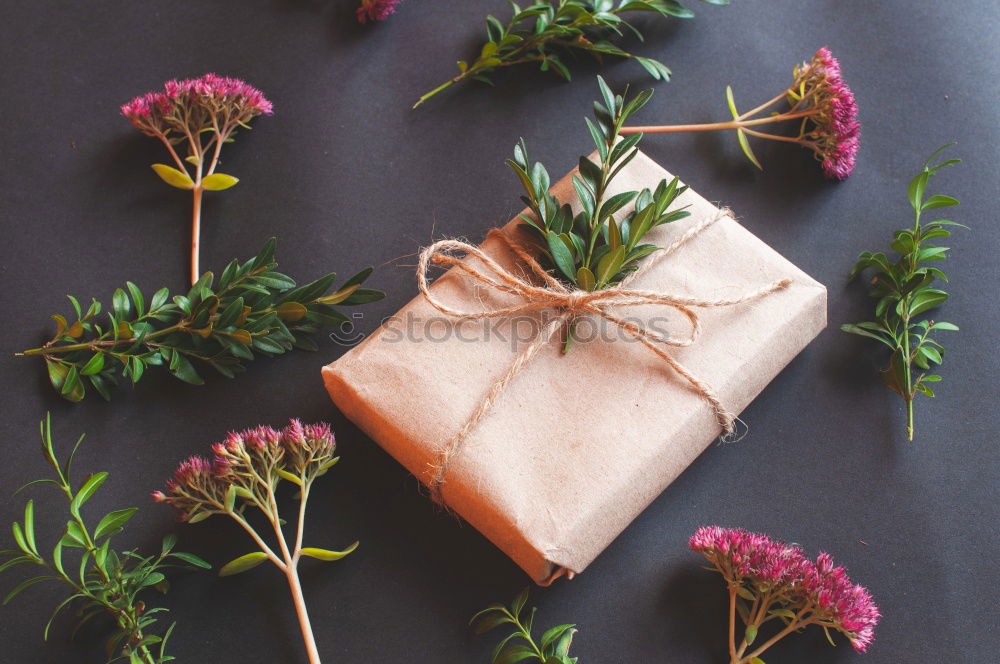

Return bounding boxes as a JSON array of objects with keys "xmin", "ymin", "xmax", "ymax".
[{"xmin": 1, "ymin": 1, "xmax": 998, "ymax": 662}]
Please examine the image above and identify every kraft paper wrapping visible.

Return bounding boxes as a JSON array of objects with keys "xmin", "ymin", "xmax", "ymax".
[{"xmin": 322, "ymin": 150, "xmax": 826, "ymax": 584}]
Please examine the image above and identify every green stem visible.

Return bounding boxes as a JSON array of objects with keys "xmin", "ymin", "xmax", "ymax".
[
  {"xmin": 19, "ymin": 323, "xmax": 185, "ymax": 356},
  {"xmin": 739, "ymin": 616, "xmax": 816, "ymax": 663},
  {"xmin": 413, "ymin": 77, "xmax": 462, "ymax": 109},
  {"xmin": 512, "ymin": 612, "xmax": 545, "ymax": 660},
  {"xmin": 728, "ymin": 587, "xmax": 738, "ymax": 663},
  {"xmin": 266, "ymin": 475, "xmax": 321, "ymax": 664},
  {"xmin": 190, "ymin": 186, "xmax": 203, "ymax": 286},
  {"xmin": 619, "ymin": 110, "xmax": 818, "ymax": 135}
]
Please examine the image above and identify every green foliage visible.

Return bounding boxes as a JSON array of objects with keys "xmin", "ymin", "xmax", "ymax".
[
  {"xmin": 413, "ymin": 0, "xmax": 729, "ymax": 107},
  {"xmin": 842, "ymin": 144, "xmax": 965, "ymax": 440},
  {"xmin": 0, "ymin": 415, "xmax": 210, "ymax": 663},
  {"xmin": 20, "ymin": 238, "xmax": 385, "ymax": 402},
  {"xmin": 510, "ymin": 76, "xmax": 689, "ymax": 292},
  {"xmin": 472, "ymin": 588, "xmax": 578, "ymax": 663}
]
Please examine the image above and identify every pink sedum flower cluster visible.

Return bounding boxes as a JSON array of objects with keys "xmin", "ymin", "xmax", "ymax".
[
  {"xmin": 691, "ymin": 526, "xmax": 879, "ymax": 656},
  {"xmin": 121, "ymin": 73, "xmax": 272, "ymax": 138},
  {"xmin": 356, "ymin": 0, "xmax": 401, "ymax": 24},
  {"xmin": 153, "ymin": 420, "xmax": 337, "ymax": 523},
  {"xmin": 793, "ymin": 47, "xmax": 861, "ymax": 179}
]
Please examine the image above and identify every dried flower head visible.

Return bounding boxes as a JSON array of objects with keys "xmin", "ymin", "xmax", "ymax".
[
  {"xmin": 791, "ymin": 47, "xmax": 860, "ymax": 179},
  {"xmin": 120, "ymin": 73, "xmax": 273, "ymax": 284},
  {"xmin": 155, "ymin": 420, "xmax": 338, "ymax": 524},
  {"xmin": 356, "ymin": 0, "xmax": 401, "ymax": 24},
  {"xmin": 121, "ymin": 73, "xmax": 272, "ymax": 136},
  {"xmin": 621, "ymin": 46, "xmax": 860, "ymax": 180},
  {"xmin": 154, "ymin": 420, "xmax": 355, "ymax": 664},
  {"xmin": 802, "ymin": 552, "xmax": 881, "ymax": 652},
  {"xmin": 691, "ymin": 526, "xmax": 879, "ymax": 661}
]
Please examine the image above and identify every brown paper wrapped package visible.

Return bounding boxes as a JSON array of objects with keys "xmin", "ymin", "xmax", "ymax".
[{"xmin": 322, "ymin": 150, "xmax": 826, "ymax": 584}]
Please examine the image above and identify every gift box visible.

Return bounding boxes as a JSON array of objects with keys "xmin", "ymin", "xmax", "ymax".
[{"xmin": 322, "ymin": 150, "xmax": 826, "ymax": 584}]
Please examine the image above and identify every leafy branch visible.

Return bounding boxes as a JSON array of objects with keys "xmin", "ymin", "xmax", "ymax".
[
  {"xmin": 841, "ymin": 144, "xmax": 966, "ymax": 440},
  {"xmin": 509, "ymin": 76, "xmax": 689, "ymax": 347},
  {"xmin": 0, "ymin": 415, "xmax": 210, "ymax": 663},
  {"xmin": 414, "ymin": 0, "xmax": 729, "ymax": 108},
  {"xmin": 18, "ymin": 238, "xmax": 384, "ymax": 403},
  {"xmin": 471, "ymin": 588, "xmax": 578, "ymax": 664}
]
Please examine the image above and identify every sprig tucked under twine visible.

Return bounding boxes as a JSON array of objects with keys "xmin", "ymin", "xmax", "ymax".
[{"xmin": 416, "ymin": 209, "xmax": 792, "ymax": 504}]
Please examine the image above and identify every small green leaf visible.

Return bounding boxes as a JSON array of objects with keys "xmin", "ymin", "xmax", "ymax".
[
  {"xmin": 94, "ymin": 508, "xmax": 137, "ymax": 540},
  {"xmin": 921, "ymin": 194, "xmax": 959, "ymax": 210},
  {"xmin": 725, "ymin": 85, "xmax": 739, "ymax": 119},
  {"xmin": 471, "ymin": 611, "xmax": 511, "ymax": 635},
  {"xmin": 276, "ymin": 302, "xmax": 308, "ymax": 321},
  {"xmin": 218, "ymin": 551, "xmax": 269, "ymax": 576},
  {"xmin": 540, "ymin": 624, "xmax": 576, "ymax": 650},
  {"xmin": 275, "ymin": 468, "xmax": 302, "ymax": 485},
  {"xmin": 151, "ymin": 164, "xmax": 195, "ymax": 190},
  {"xmin": 300, "ymin": 541, "xmax": 359, "ymax": 561},
  {"xmin": 546, "ymin": 232, "xmax": 577, "ymax": 282},
  {"xmin": 12, "ymin": 522, "xmax": 31, "ymax": 556},
  {"xmin": 59, "ymin": 366, "xmax": 85, "ymax": 402},
  {"xmin": 70, "ymin": 472, "xmax": 108, "ymax": 517},
  {"xmin": 169, "ymin": 551, "xmax": 212, "ymax": 569},
  {"xmin": 126, "ymin": 281, "xmax": 144, "ymax": 317},
  {"xmin": 495, "ymin": 644, "xmax": 536, "ymax": 664},
  {"xmin": 201, "ymin": 173, "xmax": 239, "ymax": 191},
  {"xmin": 736, "ymin": 129, "xmax": 763, "ymax": 170},
  {"xmin": 575, "ymin": 266, "xmax": 596, "ymax": 292},
  {"xmin": 23, "ymin": 501, "xmax": 37, "ymax": 553},
  {"xmin": 60, "ymin": 521, "xmax": 87, "ymax": 548},
  {"xmin": 169, "ymin": 353, "xmax": 204, "ymax": 386},
  {"xmin": 596, "ymin": 245, "xmax": 625, "ymax": 286},
  {"xmin": 79, "ymin": 353, "xmax": 106, "ymax": 376},
  {"xmin": 4, "ymin": 576, "xmax": 52, "ymax": 605},
  {"xmin": 186, "ymin": 511, "xmax": 211, "ymax": 524},
  {"xmin": 511, "ymin": 587, "xmax": 529, "ymax": 617},
  {"xmin": 744, "ymin": 624, "xmax": 758, "ymax": 645}
]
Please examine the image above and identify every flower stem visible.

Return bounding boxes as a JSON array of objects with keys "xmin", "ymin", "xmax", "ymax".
[
  {"xmin": 266, "ymin": 477, "xmax": 321, "ymax": 664},
  {"xmin": 412, "ymin": 77, "xmax": 462, "ymax": 109},
  {"xmin": 190, "ymin": 186, "xmax": 203, "ymax": 286},
  {"xmin": 728, "ymin": 587, "xmax": 738, "ymax": 663},
  {"xmin": 739, "ymin": 613, "xmax": 816, "ymax": 663},
  {"xmin": 285, "ymin": 565, "xmax": 322, "ymax": 664},
  {"xmin": 619, "ymin": 111, "xmax": 816, "ymax": 135}
]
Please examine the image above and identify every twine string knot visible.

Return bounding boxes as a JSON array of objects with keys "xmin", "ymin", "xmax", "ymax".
[{"xmin": 415, "ymin": 209, "xmax": 791, "ymax": 503}]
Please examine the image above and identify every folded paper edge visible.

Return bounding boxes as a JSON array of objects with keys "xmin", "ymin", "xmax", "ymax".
[{"xmin": 323, "ymin": 362, "xmax": 561, "ymax": 584}]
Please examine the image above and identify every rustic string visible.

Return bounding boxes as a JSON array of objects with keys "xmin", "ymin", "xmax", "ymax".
[{"xmin": 415, "ymin": 209, "xmax": 791, "ymax": 503}]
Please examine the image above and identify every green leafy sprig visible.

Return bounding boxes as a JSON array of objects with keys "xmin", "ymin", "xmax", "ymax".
[
  {"xmin": 509, "ymin": 76, "xmax": 689, "ymax": 347},
  {"xmin": 0, "ymin": 415, "xmax": 210, "ymax": 664},
  {"xmin": 471, "ymin": 588, "xmax": 578, "ymax": 664},
  {"xmin": 19, "ymin": 238, "xmax": 384, "ymax": 403},
  {"xmin": 841, "ymin": 144, "xmax": 966, "ymax": 440},
  {"xmin": 413, "ymin": 0, "xmax": 729, "ymax": 108},
  {"xmin": 511, "ymin": 76, "xmax": 689, "ymax": 291}
]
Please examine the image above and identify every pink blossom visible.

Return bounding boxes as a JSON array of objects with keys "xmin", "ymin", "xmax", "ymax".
[
  {"xmin": 155, "ymin": 421, "xmax": 339, "ymax": 520},
  {"xmin": 691, "ymin": 526, "xmax": 880, "ymax": 654},
  {"xmin": 120, "ymin": 73, "xmax": 272, "ymax": 139},
  {"xmin": 356, "ymin": 0, "xmax": 401, "ymax": 23},
  {"xmin": 798, "ymin": 47, "xmax": 861, "ymax": 179}
]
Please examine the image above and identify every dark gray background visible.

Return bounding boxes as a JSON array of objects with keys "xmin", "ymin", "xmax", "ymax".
[{"xmin": 1, "ymin": 1, "xmax": 997, "ymax": 662}]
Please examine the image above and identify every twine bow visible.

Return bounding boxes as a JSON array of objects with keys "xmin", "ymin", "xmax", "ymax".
[{"xmin": 416, "ymin": 209, "xmax": 791, "ymax": 503}]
